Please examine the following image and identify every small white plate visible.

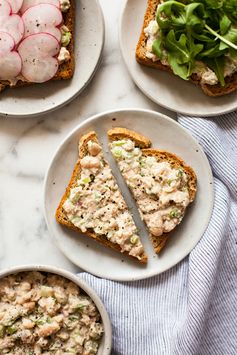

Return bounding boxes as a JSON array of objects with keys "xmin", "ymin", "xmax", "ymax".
[
  {"xmin": 119, "ymin": 0, "xmax": 237, "ymax": 117},
  {"xmin": 0, "ymin": 0, "xmax": 105, "ymax": 117},
  {"xmin": 44, "ymin": 109, "xmax": 214, "ymax": 281}
]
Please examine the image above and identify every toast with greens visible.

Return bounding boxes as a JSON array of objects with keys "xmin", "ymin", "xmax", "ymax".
[
  {"xmin": 108, "ymin": 127, "xmax": 197, "ymax": 254},
  {"xmin": 136, "ymin": 0, "xmax": 237, "ymax": 96},
  {"xmin": 56, "ymin": 131, "xmax": 147, "ymax": 264}
]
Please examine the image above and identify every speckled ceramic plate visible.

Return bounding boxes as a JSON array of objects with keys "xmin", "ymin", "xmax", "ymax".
[
  {"xmin": 44, "ymin": 109, "xmax": 214, "ymax": 281},
  {"xmin": 119, "ymin": 0, "xmax": 237, "ymax": 117},
  {"xmin": 0, "ymin": 0, "xmax": 105, "ymax": 117}
]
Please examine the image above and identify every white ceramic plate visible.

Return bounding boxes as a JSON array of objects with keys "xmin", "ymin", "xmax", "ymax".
[
  {"xmin": 0, "ymin": 0, "xmax": 104, "ymax": 117},
  {"xmin": 0, "ymin": 265, "xmax": 112, "ymax": 355},
  {"xmin": 44, "ymin": 109, "xmax": 214, "ymax": 281},
  {"xmin": 119, "ymin": 0, "xmax": 237, "ymax": 117}
]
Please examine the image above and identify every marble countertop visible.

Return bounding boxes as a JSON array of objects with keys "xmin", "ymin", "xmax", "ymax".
[{"xmin": 0, "ymin": 0, "xmax": 175, "ymax": 273}]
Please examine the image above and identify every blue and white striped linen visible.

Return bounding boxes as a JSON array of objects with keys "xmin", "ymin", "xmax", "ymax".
[{"xmin": 81, "ymin": 113, "xmax": 237, "ymax": 355}]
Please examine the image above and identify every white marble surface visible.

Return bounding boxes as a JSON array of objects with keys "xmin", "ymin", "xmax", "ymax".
[{"xmin": 0, "ymin": 0, "xmax": 174, "ymax": 273}]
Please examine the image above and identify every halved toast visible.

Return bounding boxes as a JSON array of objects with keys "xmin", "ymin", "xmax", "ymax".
[
  {"xmin": 56, "ymin": 131, "xmax": 148, "ymax": 264},
  {"xmin": 136, "ymin": 0, "xmax": 237, "ymax": 97},
  {"xmin": 108, "ymin": 127, "xmax": 197, "ymax": 254},
  {"xmin": 0, "ymin": 0, "xmax": 75, "ymax": 93}
]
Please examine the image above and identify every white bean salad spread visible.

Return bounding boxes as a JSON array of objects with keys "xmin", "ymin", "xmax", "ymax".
[
  {"xmin": 110, "ymin": 139, "xmax": 191, "ymax": 237},
  {"xmin": 63, "ymin": 140, "xmax": 145, "ymax": 260},
  {"xmin": 0, "ymin": 271, "xmax": 104, "ymax": 354}
]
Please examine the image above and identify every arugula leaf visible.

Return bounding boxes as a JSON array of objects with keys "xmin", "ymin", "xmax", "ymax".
[
  {"xmin": 166, "ymin": 30, "xmax": 190, "ymax": 64},
  {"xmin": 157, "ymin": 1, "xmax": 186, "ymax": 30},
  {"xmin": 165, "ymin": 30, "xmax": 203, "ymax": 78},
  {"xmin": 204, "ymin": 0, "xmax": 223, "ymax": 9},
  {"xmin": 188, "ymin": 39, "xmax": 203, "ymax": 74},
  {"xmin": 199, "ymin": 44, "xmax": 226, "ymax": 58},
  {"xmin": 223, "ymin": 27, "xmax": 237, "ymax": 46},
  {"xmin": 152, "ymin": 38, "xmax": 163, "ymax": 59},
  {"xmin": 220, "ymin": 14, "xmax": 231, "ymax": 35},
  {"xmin": 185, "ymin": 3, "xmax": 205, "ymax": 31},
  {"xmin": 204, "ymin": 56, "xmax": 225, "ymax": 86},
  {"xmin": 168, "ymin": 54, "xmax": 189, "ymax": 80},
  {"xmin": 205, "ymin": 24, "xmax": 237, "ymax": 50},
  {"xmin": 229, "ymin": 48, "xmax": 237, "ymax": 60},
  {"xmin": 223, "ymin": 0, "xmax": 237, "ymax": 21}
]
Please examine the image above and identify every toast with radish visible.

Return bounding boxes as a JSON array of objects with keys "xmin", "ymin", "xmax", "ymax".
[
  {"xmin": 0, "ymin": 0, "xmax": 75, "ymax": 92},
  {"xmin": 56, "ymin": 131, "xmax": 148, "ymax": 264},
  {"xmin": 108, "ymin": 128, "xmax": 197, "ymax": 254}
]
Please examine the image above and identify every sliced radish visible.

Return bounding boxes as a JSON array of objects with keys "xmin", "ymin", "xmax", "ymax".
[
  {"xmin": 0, "ymin": 32, "xmax": 22, "ymax": 79},
  {"xmin": 22, "ymin": 4, "xmax": 62, "ymax": 42},
  {"xmin": 0, "ymin": 0, "xmax": 24, "ymax": 44},
  {"xmin": 20, "ymin": 0, "xmax": 60, "ymax": 14},
  {"xmin": 7, "ymin": 0, "xmax": 23, "ymax": 13},
  {"xmin": 18, "ymin": 33, "xmax": 60, "ymax": 83}
]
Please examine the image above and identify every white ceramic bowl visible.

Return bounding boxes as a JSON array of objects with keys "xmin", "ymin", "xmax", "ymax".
[{"xmin": 0, "ymin": 265, "xmax": 112, "ymax": 355}]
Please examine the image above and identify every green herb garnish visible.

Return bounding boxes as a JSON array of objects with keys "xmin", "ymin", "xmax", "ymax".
[
  {"xmin": 169, "ymin": 209, "xmax": 181, "ymax": 218},
  {"xmin": 177, "ymin": 169, "xmax": 184, "ymax": 178},
  {"xmin": 74, "ymin": 304, "xmax": 85, "ymax": 312},
  {"xmin": 81, "ymin": 177, "xmax": 91, "ymax": 184},
  {"xmin": 130, "ymin": 236, "xmax": 139, "ymax": 244},
  {"xmin": 6, "ymin": 326, "xmax": 17, "ymax": 335},
  {"xmin": 114, "ymin": 140, "xmax": 126, "ymax": 146}
]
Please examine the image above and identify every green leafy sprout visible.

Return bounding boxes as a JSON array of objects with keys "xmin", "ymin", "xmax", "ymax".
[{"xmin": 151, "ymin": 0, "xmax": 237, "ymax": 86}]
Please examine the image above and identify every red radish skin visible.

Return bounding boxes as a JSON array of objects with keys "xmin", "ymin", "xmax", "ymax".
[
  {"xmin": 7, "ymin": 0, "xmax": 23, "ymax": 13},
  {"xmin": 20, "ymin": 0, "xmax": 60, "ymax": 14},
  {"xmin": 18, "ymin": 33, "xmax": 60, "ymax": 83},
  {"xmin": 0, "ymin": 32, "xmax": 22, "ymax": 79},
  {"xmin": 0, "ymin": 0, "xmax": 24, "ymax": 44},
  {"xmin": 22, "ymin": 4, "xmax": 62, "ymax": 42}
]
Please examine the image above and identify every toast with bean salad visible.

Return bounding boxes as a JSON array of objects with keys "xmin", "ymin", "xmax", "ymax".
[
  {"xmin": 56, "ymin": 131, "xmax": 148, "ymax": 264},
  {"xmin": 136, "ymin": 0, "xmax": 237, "ymax": 96},
  {"xmin": 108, "ymin": 128, "xmax": 197, "ymax": 254}
]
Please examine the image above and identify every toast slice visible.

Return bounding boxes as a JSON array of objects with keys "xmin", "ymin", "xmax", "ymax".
[
  {"xmin": 0, "ymin": 0, "xmax": 75, "ymax": 93},
  {"xmin": 56, "ymin": 131, "xmax": 147, "ymax": 264},
  {"xmin": 136, "ymin": 0, "xmax": 237, "ymax": 97},
  {"xmin": 108, "ymin": 127, "xmax": 197, "ymax": 254}
]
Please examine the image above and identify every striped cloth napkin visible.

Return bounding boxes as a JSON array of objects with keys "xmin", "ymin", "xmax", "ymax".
[{"xmin": 81, "ymin": 113, "xmax": 237, "ymax": 355}]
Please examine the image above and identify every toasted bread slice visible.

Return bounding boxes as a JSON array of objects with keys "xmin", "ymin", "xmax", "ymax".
[
  {"xmin": 0, "ymin": 0, "xmax": 75, "ymax": 93},
  {"xmin": 56, "ymin": 131, "xmax": 148, "ymax": 264},
  {"xmin": 136, "ymin": 0, "xmax": 237, "ymax": 97},
  {"xmin": 108, "ymin": 127, "xmax": 197, "ymax": 254}
]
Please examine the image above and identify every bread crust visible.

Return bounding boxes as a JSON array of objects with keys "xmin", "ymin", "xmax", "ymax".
[
  {"xmin": 56, "ymin": 131, "xmax": 148, "ymax": 264},
  {"xmin": 136, "ymin": 0, "xmax": 237, "ymax": 97},
  {"xmin": 0, "ymin": 0, "xmax": 75, "ymax": 93},
  {"xmin": 108, "ymin": 127, "xmax": 197, "ymax": 254}
]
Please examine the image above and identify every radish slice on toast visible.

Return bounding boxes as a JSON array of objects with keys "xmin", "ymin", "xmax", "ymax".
[
  {"xmin": 7, "ymin": 0, "xmax": 23, "ymax": 13},
  {"xmin": 18, "ymin": 33, "xmax": 60, "ymax": 83},
  {"xmin": 20, "ymin": 0, "xmax": 60, "ymax": 14},
  {"xmin": 0, "ymin": 32, "xmax": 22, "ymax": 79},
  {"xmin": 22, "ymin": 4, "xmax": 62, "ymax": 42},
  {"xmin": 0, "ymin": 0, "xmax": 24, "ymax": 44}
]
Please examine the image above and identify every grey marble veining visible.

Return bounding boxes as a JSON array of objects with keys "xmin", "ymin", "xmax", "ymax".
[{"xmin": 0, "ymin": 0, "xmax": 174, "ymax": 273}]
